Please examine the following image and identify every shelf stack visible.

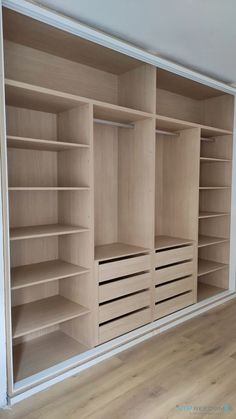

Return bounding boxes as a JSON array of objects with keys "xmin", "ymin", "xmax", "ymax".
[
  {"xmin": 7, "ymin": 91, "xmax": 94, "ymax": 382},
  {"xmin": 197, "ymin": 131, "xmax": 233, "ymax": 300}
]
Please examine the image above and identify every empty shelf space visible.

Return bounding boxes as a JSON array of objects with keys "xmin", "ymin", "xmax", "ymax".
[
  {"xmin": 9, "ymin": 187, "xmax": 90, "ymax": 191},
  {"xmin": 200, "ymin": 156, "xmax": 231, "ymax": 163},
  {"xmin": 13, "ymin": 330, "xmax": 87, "ymax": 382},
  {"xmin": 155, "ymin": 114, "xmax": 233, "ymax": 136},
  {"xmin": 5, "ymin": 79, "xmax": 153, "ymax": 122},
  {"xmin": 10, "ymin": 224, "xmax": 89, "ymax": 241},
  {"xmin": 199, "ymin": 211, "xmax": 230, "ymax": 219},
  {"xmin": 11, "ymin": 260, "xmax": 89, "ymax": 290},
  {"xmin": 12, "ymin": 295, "xmax": 89, "ymax": 338},
  {"xmin": 198, "ymin": 259, "xmax": 228, "ymax": 277},
  {"xmin": 198, "ymin": 235, "xmax": 229, "ymax": 248},
  {"xmin": 155, "ymin": 235, "xmax": 193, "ymax": 251},
  {"xmin": 95, "ymin": 242, "xmax": 150, "ymax": 262},
  {"xmin": 93, "ymin": 104, "xmax": 152, "ymax": 124},
  {"xmin": 199, "ymin": 186, "xmax": 230, "ymax": 190},
  {"xmin": 197, "ymin": 282, "xmax": 226, "ymax": 302},
  {"xmin": 7, "ymin": 136, "xmax": 89, "ymax": 151},
  {"xmin": 5, "ymin": 79, "xmax": 89, "ymax": 113}
]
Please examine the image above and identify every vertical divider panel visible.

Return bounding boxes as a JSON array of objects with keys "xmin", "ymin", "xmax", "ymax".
[
  {"xmin": 57, "ymin": 103, "xmax": 97, "ymax": 347},
  {"xmin": 118, "ymin": 64, "xmax": 156, "ymax": 113}
]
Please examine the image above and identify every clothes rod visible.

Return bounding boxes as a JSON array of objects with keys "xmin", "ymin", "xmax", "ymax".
[
  {"xmin": 94, "ymin": 118, "xmax": 133, "ymax": 129},
  {"xmin": 94, "ymin": 119, "xmax": 216, "ymax": 142},
  {"xmin": 155, "ymin": 129, "xmax": 178, "ymax": 136},
  {"xmin": 94, "ymin": 118, "xmax": 179, "ymax": 136},
  {"xmin": 201, "ymin": 137, "xmax": 215, "ymax": 142}
]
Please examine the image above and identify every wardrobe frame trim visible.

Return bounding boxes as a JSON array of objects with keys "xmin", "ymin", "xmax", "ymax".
[{"xmin": 0, "ymin": 0, "xmax": 236, "ymax": 406}]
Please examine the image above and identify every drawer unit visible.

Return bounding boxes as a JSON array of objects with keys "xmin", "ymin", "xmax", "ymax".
[
  {"xmin": 155, "ymin": 245, "xmax": 193, "ymax": 268},
  {"xmin": 99, "ymin": 254, "xmax": 151, "ymax": 282},
  {"xmin": 155, "ymin": 261, "xmax": 193, "ymax": 285},
  {"xmin": 99, "ymin": 307, "xmax": 151, "ymax": 344},
  {"xmin": 155, "ymin": 276, "xmax": 193, "ymax": 302},
  {"xmin": 154, "ymin": 243, "xmax": 195, "ymax": 320},
  {"xmin": 154, "ymin": 291, "xmax": 194, "ymax": 320},
  {"xmin": 98, "ymin": 252, "xmax": 152, "ymax": 343},
  {"xmin": 99, "ymin": 290, "xmax": 150, "ymax": 323},
  {"xmin": 99, "ymin": 272, "xmax": 150, "ymax": 303}
]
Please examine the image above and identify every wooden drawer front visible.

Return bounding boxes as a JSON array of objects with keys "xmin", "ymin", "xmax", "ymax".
[
  {"xmin": 99, "ymin": 307, "xmax": 151, "ymax": 344},
  {"xmin": 155, "ymin": 261, "xmax": 193, "ymax": 285},
  {"xmin": 99, "ymin": 290, "xmax": 150, "ymax": 323},
  {"xmin": 99, "ymin": 272, "xmax": 150, "ymax": 303},
  {"xmin": 99, "ymin": 254, "xmax": 151, "ymax": 282},
  {"xmin": 154, "ymin": 291, "xmax": 194, "ymax": 320},
  {"xmin": 155, "ymin": 276, "xmax": 193, "ymax": 303},
  {"xmin": 155, "ymin": 246, "xmax": 193, "ymax": 268}
]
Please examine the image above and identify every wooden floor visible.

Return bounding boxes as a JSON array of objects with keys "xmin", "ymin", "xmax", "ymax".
[{"xmin": 2, "ymin": 299, "xmax": 236, "ymax": 419}]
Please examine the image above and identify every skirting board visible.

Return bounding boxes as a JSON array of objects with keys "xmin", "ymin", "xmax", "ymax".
[{"xmin": 7, "ymin": 290, "xmax": 236, "ymax": 406}]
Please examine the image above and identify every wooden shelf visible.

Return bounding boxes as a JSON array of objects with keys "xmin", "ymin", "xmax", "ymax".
[
  {"xmin": 5, "ymin": 79, "xmax": 89, "ymax": 113},
  {"xmin": 199, "ymin": 186, "xmax": 230, "ymax": 190},
  {"xmin": 93, "ymin": 104, "xmax": 152, "ymax": 124},
  {"xmin": 200, "ymin": 157, "xmax": 231, "ymax": 163},
  {"xmin": 5, "ymin": 79, "xmax": 153, "ymax": 123},
  {"xmin": 95, "ymin": 242, "xmax": 150, "ymax": 262},
  {"xmin": 198, "ymin": 259, "xmax": 228, "ymax": 277},
  {"xmin": 9, "ymin": 187, "xmax": 90, "ymax": 191},
  {"xmin": 11, "ymin": 260, "xmax": 89, "ymax": 290},
  {"xmin": 197, "ymin": 282, "xmax": 225, "ymax": 302},
  {"xmin": 12, "ymin": 295, "xmax": 89, "ymax": 338},
  {"xmin": 10, "ymin": 224, "xmax": 89, "ymax": 241},
  {"xmin": 155, "ymin": 235, "xmax": 193, "ymax": 251},
  {"xmin": 199, "ymin": 211, "xmax": 230, "ymax": 219},
  {"xmin": 155, "ymin": 114, "xmax": 233, "ymax": 137},
  {"xmin": 198, "ymin": 235, "xmax": 229, "ymax": 248},
  {"xmin": 13, "ymin": 331, "xmax": 87, "ymax": 382},
  {"xmin": 7, "ymin": 136, "xmax": 89, "ymax": 151}
]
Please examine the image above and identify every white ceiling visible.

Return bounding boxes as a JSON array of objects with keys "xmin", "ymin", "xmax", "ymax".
[{"xmin": 35, "ymin": 0, "xmax": 236, "ymax": 85}]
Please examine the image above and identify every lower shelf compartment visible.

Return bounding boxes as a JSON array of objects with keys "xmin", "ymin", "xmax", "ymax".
[
  {"xmin": 13, "ymin": 330, "xmax": 88, "ymax": 382},
  {"xmin": 12, "ymin": 295, "xmax": 90, "ymax": 338},
  {"xmin": 197, "ymin": 282, "xmax": 226, "ymax": 302}
]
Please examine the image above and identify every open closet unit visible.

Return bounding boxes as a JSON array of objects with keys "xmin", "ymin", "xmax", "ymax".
[{"xmin": 0, "ymin": 6, "xmax": 234, "ymax": 399}]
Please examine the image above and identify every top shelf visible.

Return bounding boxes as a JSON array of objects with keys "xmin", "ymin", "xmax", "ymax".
[
  {"xmin": 5, "ymin": 80, "xmax": 233, "ymax": 134},
  {"xmin": 156, "ymin": 114, "xmax": 233, "ymax": 137},
  {"xmin": 5, "ymin": 79, "xmax": 152, "ymax": 123}
]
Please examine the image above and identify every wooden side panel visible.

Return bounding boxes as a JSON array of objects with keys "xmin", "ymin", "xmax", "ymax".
[{"xmin": 119, "ymin": 64, "xmax": 156, "ymax": 113}]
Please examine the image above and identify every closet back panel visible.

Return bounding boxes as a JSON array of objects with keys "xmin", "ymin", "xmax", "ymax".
[{"xmin": 94, "ymin": 124, "xmax": 118, "ymax": 246}]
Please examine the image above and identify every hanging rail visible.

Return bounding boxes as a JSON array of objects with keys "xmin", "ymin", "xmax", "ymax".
[{"xmin": 94, "ymin": 118, "xmax": 215, "ymax": 141}]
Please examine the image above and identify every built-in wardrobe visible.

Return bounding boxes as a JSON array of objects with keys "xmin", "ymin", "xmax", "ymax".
[{"xmin": 1, "ymin": 7, "xmax": 234, "ymax": 398}]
